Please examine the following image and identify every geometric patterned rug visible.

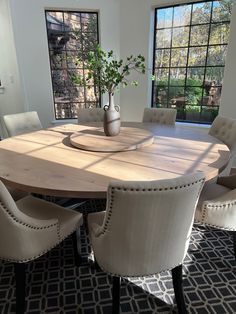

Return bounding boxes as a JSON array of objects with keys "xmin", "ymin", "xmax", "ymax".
[{"xmin": 0, "ymin": 199, "xmax": 236, "ymax": 314}]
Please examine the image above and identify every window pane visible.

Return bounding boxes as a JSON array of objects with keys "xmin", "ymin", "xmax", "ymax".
[
  {"xmin": 201, "ymin": 107, "xmax": 219, "ymax": 123},
  {"xmin": 156, "ymin": 29, "xmax": 171, "ymax": 48},
  {"xmin": 171, "ymin": 48, "xmax": 188, "ymax": 67},
  {"xmin": 212, "ymin": 0, "xmax": 233, "ymax": 22},
  {"xmin": 186, "ymin": 87, "xmax": 204, "ymax": 105},
  {"xmin": 187, "ymin": 68, "xmax": 205, "ymax": 86},
  {"xmin": 157, "ymin": 7, "xmax": 173, "ymax": 28},
  {"xmin": 156, "ymin": 49, "xmax": 170, "ymax": 67},
  {"xmin": 64, "ymin": 12, "xmax": 81, "ymax": 31},
  {"xmin": 207, "ymin": 45, "xmax": 227, "ymax": 65},
  {"xmin": 153, "ymin": 1, "xmax": 233, "ymax": 124},
  {"xmin": 169, "ymin": 68, "xmax": 186, "ymax": 86},
  {"xmin": 189, "ymin": 47, "xmax": 207, "ymax": 66},
  {"xmin": 46, "ymin": 11, "xmax": 100, "ymax": 119},
  {"xmin": 202, "ymin": 82, "xmax": 222, "ymax": 106},
  {"xmin": 190, "ymin": 25, "xmax": 210, "ymax": 46},
  {"xmin": 192, "ymin": 2, "xmax": 211, "ymax": 24},
  {"xmin": 186, "ymin": 106, "xmax": 201, "ymax": 122},
  {"xmin": 154, "ymin": 68, "xmax": 169, "ymax": 85},
  {"xmin": 209, "ymin": 23, "xmax": 230, "ymax": 45},
  {"xmin": 66, "ymin": 33, "xmax": 83, "ymax": 50},
  {"xmin": 205, "ymin": 66, "xmax": 225, "ymax": 85},
  {"xmin": 153, "ymin": 85, "xmax": 168, "ymax": 107},
  {"xmin": 173, "ymin": 5, "xmax": 191, "ymax": 27},
  {"xmin": 172, "ymin": 27, "xmax": 190, "ymax": 47},
  {"xmin": 169, "ymin": 87, "xmax": 186, "ymax": 103}
]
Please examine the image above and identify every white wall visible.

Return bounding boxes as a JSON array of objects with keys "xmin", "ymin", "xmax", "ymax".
[
  {"xmin": 219, "ymin": 1, "xmax": 236, "ymax": 119},
  {"xmin": 1, "ymin": 0, "xmax": 236, "ymax": 126},
  {"xmin": 8, "ymin": 0, "xmax": 120, "ymax": 127},
  {"xmin": 0, "ymin": 0, "xmax": 25, "ymax": 137}
]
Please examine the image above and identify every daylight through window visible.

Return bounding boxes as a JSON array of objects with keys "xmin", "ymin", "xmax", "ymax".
[
  {"xmin": 45, "ymin": 11, "xmax": 100, "ymax": 119},
  {"xmin": 152, "ymin": 0, "xmax": 233, "ymax": 123}
]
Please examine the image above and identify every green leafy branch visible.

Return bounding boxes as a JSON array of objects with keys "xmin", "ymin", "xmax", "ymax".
[{"xmin": 72, "ymin": 45, "xmax": 146, "ymax": 95}]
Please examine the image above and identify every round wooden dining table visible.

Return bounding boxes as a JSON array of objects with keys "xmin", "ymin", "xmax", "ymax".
[{"xmin": 0, "ymin": 122, "xmax": 230, "ymax": 198}]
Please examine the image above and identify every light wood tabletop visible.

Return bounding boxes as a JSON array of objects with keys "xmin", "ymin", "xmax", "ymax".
[{"xmin": 0, "ymin": 122, "xmax": 230, "ymax": 198}]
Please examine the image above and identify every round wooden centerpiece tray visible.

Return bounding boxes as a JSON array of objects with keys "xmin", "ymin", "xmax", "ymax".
[{"xmin": 70, "ymin": 127, "xmax": 154, "ymax": 152}]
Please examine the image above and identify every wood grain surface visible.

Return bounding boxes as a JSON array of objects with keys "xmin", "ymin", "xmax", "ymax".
[
  {"xmin": 0, "ymin": 122, "xmax": 230, "ymax": 198},
  {"xmin": 70, "ymin": 127, "xmax": 154, "ymax": 152}
]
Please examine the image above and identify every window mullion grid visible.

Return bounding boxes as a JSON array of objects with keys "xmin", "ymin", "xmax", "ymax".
[
  {"xmin": 200, "ymin": 1, "xmax": 214, "ymax": 122},
  {"xmin": 63, "ymin": 12, "xmax": 72, "ymax": 118},
  {"xmin": 167, "ymin": 7, "xmax": 175, "ymax": 108},
  {"xmin": 156, "ymin": 19, "xmax": 230, "ymax": 31},
  {"xmin": 79, "ymin": 13, "xmax": 88, "ymax": 109},
  {"xmin": 152, "ymin": 10, "xmax": 158, "ymax": 107},
  {"xmin": 183, "ymin": 4, "xmax": 193, "ymax": 121}
]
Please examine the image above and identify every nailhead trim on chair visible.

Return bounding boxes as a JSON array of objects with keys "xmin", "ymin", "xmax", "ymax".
[
  {"xmin": 94, "ymin": 177, "xmax": 205, "ymax": 277},
  {"xmin": 0, "ymin": 201, "xmax": 58, "ymax": 230},
  {"xmin": 0, "ymin": 225, "xmax": 80, "ymax": 263},
  {"xmin": 0, "ymin": 199, "xmax": 78, "ymax": 263},
  {"xmin": 201, "ymin": 203, "xmax": 236, "ymax": 231}
]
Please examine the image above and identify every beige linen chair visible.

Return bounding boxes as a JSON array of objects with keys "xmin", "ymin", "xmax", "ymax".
[
  {"xmin": 2, "ymin": 111, "xmax": 42, "ymax": 200},
  {"xmin": 209, "ymin": 115, "xmax": 236, "ymax": 151},
  {"xmin": 0, "ymin": 180, "xmax": 83, "ymax": 314},
  {"xmin": 88, "ymin": 173, "xmax": 205, "ymax": 314},
  {"xmin": 142, "ymin": 108, "xmax": 177, "ymax": 124},
  {"xmin": 77, "ymin": 107, "xmax": 104, "ymax": 123},
  {"xmin": 195, "ymin": 172, "xmax": 236, "ymax": 261},
  {"xmin": 3, "ymin": 111, "xmax": 42, "ymax": 137}
]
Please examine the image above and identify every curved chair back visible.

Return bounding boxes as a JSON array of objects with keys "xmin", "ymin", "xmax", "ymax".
[
  {"xmin": 209, "ymin": 115, "xmax": 236, "ymax": 151},
  {"xmin": 0, "ymin": 181, "xmax": 58, "ymax": 262},
  {"xmin": 77, "ymin": 108, "xmax": 104, "ymax": 123},
  {"xmin": 3, "ymin": 111, "xmax": 42, "ymax": 137},
  {"xmin": 90, "ymin": 173, "xmax": 205, "ymax": 277},
  {"xmin": 142, "ymin": 108, "xmax": 177, "ymax": 124}
]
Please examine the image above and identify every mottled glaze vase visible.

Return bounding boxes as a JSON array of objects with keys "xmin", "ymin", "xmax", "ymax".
[{"xmin": 103, "ymin": 93, "xmax": 121, "ymax": 136}]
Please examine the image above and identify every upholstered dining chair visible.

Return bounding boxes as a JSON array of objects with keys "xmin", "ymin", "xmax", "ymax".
[
  {"xmin": 88, "ymin": 173, "xmax": 205, "ymax": 314},
  {"xmin": 0, "ymin": 180, "xmax": 83, "ymax": 314},
  {"xmin": 195, "ymin": 172, "xmax": 236, "ymax": 262},
  {"xmin": 77, "ymin": 107, "xmax": 104, "ymax": 123},
  {"xmin": 142, "ymin": 108, "xmax": 177, "ymax": 124},
  {"xmin": 209, "ymin": 115, "xmax": 236, "ymax": 152},
  {"xmin": 3, "ymin": 111, "xmax": 42, "ymax": 137}
]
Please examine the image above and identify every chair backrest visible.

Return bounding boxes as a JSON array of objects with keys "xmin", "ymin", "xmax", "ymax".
[
  {"xmin": 209, "ymin": 115, "xmax": 236, "ymax": 151},
  {"xmin": 0, "ymin": 180, "xmax": 58, "ymax": 262},
  {"xmin": 77, "ymin": 108, "xmax": 104, "ymax": 123},
  {"xmin": 93, "ymin": 173, "xmax": 205, "ymax": 277},
  {"xmin": 142, "ymin": 108, "xmax": 177, "ymax": 124},
  {"xmin": 3, "ymin": 111, "xmax": 42, "ymax": 137}
]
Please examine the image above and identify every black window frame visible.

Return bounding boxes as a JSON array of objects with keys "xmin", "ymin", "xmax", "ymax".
[
  {"xmin": 152, "ymin": 0, "xmax": 232, "ymax": 124},
  {"xmin": 45, "ymin": 10, "xmax": 101, "ymax": 120}
]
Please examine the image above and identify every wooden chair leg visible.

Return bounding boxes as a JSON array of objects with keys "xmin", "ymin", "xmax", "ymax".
[
  {"xmin": 72, "ymin": 231, "xmax": 81, "ymax": 267},
  {"xmin": 171, "ymin": 264, "xmax": 188, "ymax": 314},
  {"xmin": 232, "ymin": 231, "xmax": 236, "ymax": 262},
  {"xmin": 14, "ymin": 263, "xmax": 26, "ymax": 314},
  {"xmin": 112, "ymin": 276, "xmax": 121, "ymax": 314}
]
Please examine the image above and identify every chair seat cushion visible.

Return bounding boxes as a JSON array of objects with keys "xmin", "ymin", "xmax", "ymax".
[{"xmin": 16, "ymin": 196, "xmax": 83, "ymax": 240}]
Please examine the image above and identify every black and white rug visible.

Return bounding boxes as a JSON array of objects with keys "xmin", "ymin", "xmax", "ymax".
[{"xmin": 0, "ymin": 199, "xmax": 235, "ymax": 314}]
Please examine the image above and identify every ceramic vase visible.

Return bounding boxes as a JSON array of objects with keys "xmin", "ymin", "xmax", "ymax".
[{"xmin": 103, "ymin": 93, "xmax": 121, "ymax": 136}]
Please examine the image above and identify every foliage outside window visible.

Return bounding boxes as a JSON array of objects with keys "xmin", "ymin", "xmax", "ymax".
[
  {"xmin": 45, "ymin": 11, "xmax": 99, "ymax": 119},
  {"xmin": 152, "ymin": 0, "xmax": 233, "ymax": 123}
]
